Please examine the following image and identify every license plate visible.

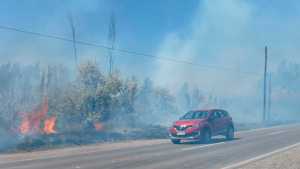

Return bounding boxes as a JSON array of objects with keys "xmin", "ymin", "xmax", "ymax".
[{"xmin": 177, "ymin": 131, "xmax": 185, "ymax": 136}]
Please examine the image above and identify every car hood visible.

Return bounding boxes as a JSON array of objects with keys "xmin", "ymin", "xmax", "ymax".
[{"xmin": 174, "ymin": 119, "xmax": 206, "ymax": 126}]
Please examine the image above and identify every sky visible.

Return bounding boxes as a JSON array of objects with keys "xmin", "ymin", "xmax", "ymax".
[
  {"xmin": 0, "ymin": 0, "xmax": 300, "ymax": 88},
  {"xmin": 0, "ymin": 0, "xmax": 198, "ymax": 73},
  {"xmin": 1, "ymin": 0, "xmax": 300, "ymax": 122}
]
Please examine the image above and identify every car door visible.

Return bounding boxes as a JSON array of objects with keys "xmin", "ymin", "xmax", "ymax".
[
  {"xmin": 209, "ymin": 111, "xmax": 222, "ymax": 135},
  {"xmin": 222, "ymin": 110, "xmax": 232, "ymax": 128},
  {"xmin": 219, "ymin": 111, "xmax": 228, "ymax": 133}
]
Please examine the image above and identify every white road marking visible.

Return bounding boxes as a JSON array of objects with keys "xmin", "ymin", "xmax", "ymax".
[
  {"xmin": 236, "ymin": 123, "xmax": 299, "ymax": 135},
  {"xmin": 267, "ymin": 131, "xmax": 286, "ymax": 136},
  {"xmin": 220, "ymin": 141, "xmax": 300, "ymax": 169},
  {"xmin": 181, "ymin": 142, "xmax": 226, "ymax": 151}
]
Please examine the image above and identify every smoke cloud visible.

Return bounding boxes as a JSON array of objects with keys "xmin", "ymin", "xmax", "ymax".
[{"xmin": 153, "ymin": 0, "xmax": 300, "ymax": 122}]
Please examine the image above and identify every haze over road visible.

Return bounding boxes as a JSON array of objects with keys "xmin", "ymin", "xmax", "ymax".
[{"xmin": 1, "ymin": 124, "xmax": 300, "ymax": 169}]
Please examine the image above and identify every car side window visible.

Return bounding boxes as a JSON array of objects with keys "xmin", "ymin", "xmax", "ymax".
[
  {"xmin": 221, "ymin": 111, "xmax": 228, "ymax": 117},
  {"xmin": 203, "ymin": 112, "xmax": 208, "ymax": 118},
  {"xmin": 194, "ymin": 112, "xmax": 200, "ymax": 119},
  {"xmin": 219, "ymin": 111, "xmax": 225, "ymax": 118},
  {"xmin": 212, "ymin": 111, "xmax": 221, "ymax": 119},
  {"xmin": 222, "ymin": 110, "xmax": 229, "ymax": 117},
  {"xmin": 194, "ymin": 111, "xmax": 208, "ymax": 119},
  {"xmin": 217, "ymin": 112, "xmax": 222, "ymax": 118}
]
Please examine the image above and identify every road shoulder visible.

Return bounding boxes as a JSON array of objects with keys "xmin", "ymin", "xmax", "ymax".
[
  {"xmin": 234, "ymin": 144, "xmax": 300, "ymax": 169},
  {"xmin": 0, "ymin": 139, "xmax": 168, "ymax": 164}
]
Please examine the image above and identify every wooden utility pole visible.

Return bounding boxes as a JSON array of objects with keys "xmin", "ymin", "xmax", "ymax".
[
  {"xmin": 108, "ymin": 13, "xmax": 116, "ymax": 75},
  {"xmin": 68, "ymin": 14, "xmax": 78, "ymax": 67},
  {"xmin": 267, "ymin": 73, "xmax": 272, "ymax": 122},
  {"xmin": 263, "ymin": 46, "xmax": 268, "ymax": 123}
]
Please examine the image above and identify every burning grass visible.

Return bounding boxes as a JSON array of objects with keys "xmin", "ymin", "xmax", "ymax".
[
  {"xmin": 0, "ymin": 97, "xmax": 168, "ymax": 153},
  {"xmin": 18, "ymin": 97, "xmax": 57, "ymax": 136}
]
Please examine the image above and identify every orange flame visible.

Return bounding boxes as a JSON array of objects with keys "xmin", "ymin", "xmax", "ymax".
[
  {"xmin": 43, "ymin": 116, "xmax": 57, "ymax": 134},
  {"xmin": 19, "ymin": 116, "xmax": 30, "ymax": 134},
  {"xmin": 18, "ymin": 97, "xmax": 57, "ymax": 135},
  {"xmin": 94, "ymin": 122, "xmax": 104, "ymax": 131}
]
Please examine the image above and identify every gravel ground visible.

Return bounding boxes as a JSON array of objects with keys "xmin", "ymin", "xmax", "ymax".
[{"xmin": 238, "ymin": 145, "xmax": 300, "ymax": 169}]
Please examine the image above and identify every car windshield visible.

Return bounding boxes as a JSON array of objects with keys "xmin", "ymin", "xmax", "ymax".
[{"xmin": 180, "ymin": 111, "xmax": 209, "ymax": 120}]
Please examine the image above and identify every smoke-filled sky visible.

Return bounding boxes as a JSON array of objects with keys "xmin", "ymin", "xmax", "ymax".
[
  {"xmin": 0, "ymin": 0, "xmax": 198, "ymax": 73},
  {"xmin": 0, "ymin": 0, "xmax": 300, "ymax": 91}
]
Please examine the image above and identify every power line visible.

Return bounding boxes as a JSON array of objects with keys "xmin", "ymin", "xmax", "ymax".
[{"xmin": 0, "ymin": 24, "xmax": 260, "ymax": 76}]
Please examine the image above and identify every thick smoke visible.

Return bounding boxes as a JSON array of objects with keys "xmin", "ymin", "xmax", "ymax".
[{"xmin": 153, "ymin": 0, "xmax": 300, "ymax": 123}]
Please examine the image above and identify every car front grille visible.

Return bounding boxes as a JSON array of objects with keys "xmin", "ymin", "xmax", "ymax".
[
  {"xmin": 174, "ymin": 125, "xmax": 192, "ymax": 131},
  {"xmin": 171, "ymin": 131, "xmax": 199, "ymax": 138}
]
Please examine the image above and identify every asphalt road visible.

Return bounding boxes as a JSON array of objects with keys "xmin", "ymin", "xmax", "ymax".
[{"xmin": 1, "ymin": 124, "xmax": 300, "ymax": 169}]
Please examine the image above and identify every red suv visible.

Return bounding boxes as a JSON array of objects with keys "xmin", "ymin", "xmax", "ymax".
[{"xmin": 169, "ymin": 109, "xmax": 234, "ymax": 144}]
